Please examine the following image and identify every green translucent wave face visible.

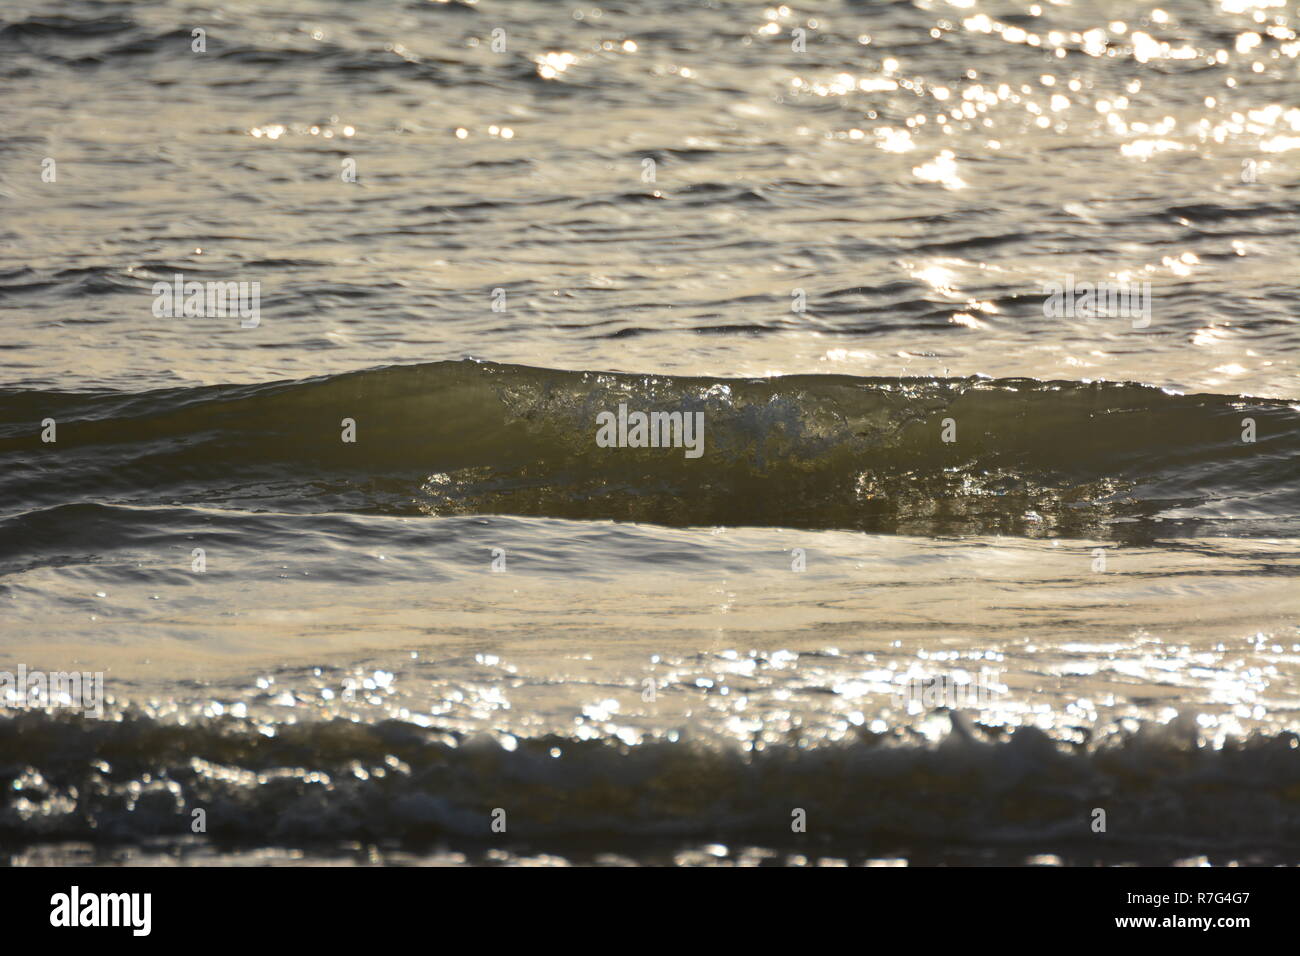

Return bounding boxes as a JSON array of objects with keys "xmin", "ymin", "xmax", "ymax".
[{"xmin": 1, "ymin": 360, "xmax": 1296, "ymax": 540}]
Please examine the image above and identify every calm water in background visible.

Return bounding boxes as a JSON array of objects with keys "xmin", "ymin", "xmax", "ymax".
[{"xmin": 1, "ymin": 0, "xmax": 1299, "ymax": 865}]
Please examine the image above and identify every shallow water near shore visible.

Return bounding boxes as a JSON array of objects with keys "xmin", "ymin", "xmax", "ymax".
[{"xmin": 4, "ymin": 511, "xmax": 1299, "ymax": 862}]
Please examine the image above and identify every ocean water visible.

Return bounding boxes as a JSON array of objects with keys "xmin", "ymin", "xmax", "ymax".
[{"xmin": 1, "ymin": 0, "xmax": 1299, "ymax": 866}]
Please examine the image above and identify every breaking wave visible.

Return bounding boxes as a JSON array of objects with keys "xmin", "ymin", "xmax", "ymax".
[
  {"xmin": 1, "ymin": 361, "xmax": 1296, "ymax": 539},
  {"xmin": 2, "ymin": 707, "xmax": 1298, "ymax": 856}
]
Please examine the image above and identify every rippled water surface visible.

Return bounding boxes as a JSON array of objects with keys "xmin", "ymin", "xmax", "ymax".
[{"xmin": 2, "ymin": 0, "xmax": 1299, "ymax": 865}]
